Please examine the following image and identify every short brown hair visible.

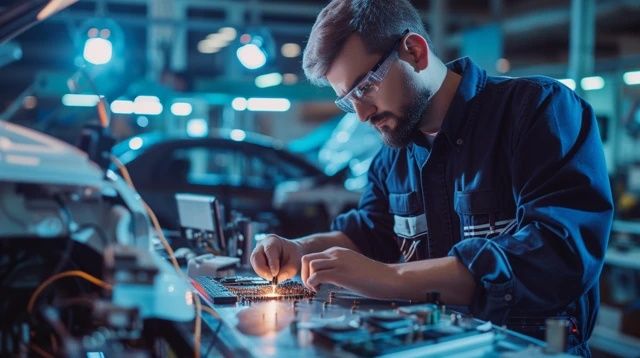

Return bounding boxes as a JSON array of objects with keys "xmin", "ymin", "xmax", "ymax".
[{"xmin": 302, "ymin": 0, "xmax": 431, "ymax": 86}]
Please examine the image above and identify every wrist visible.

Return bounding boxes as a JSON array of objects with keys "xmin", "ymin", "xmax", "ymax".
[{"xmin": 384, "ymin": 263, "xmax": 405, "ymax": 299}]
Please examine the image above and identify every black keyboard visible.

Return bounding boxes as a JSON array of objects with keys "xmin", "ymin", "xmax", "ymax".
[{"xmin": 192, "ymin": 276, "xmax": 238, "ymax": 304}]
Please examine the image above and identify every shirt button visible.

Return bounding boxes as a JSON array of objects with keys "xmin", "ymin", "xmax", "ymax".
[
  {"xmin": 504, "ymin": 293, "xmax": 513, "ymax": 302},
  {"xmin": 456, "ymin": 138, "xmax": 464, "ymax": 146}
]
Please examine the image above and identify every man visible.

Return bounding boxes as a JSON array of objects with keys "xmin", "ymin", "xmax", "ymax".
[{"xmin": 250, "ymin": 0, "xmax": 613, "ymax": 355}]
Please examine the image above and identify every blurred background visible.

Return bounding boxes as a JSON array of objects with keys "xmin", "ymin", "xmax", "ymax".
[{"xmin": 1, "ymin": 1, "xmax": 640, "ymax": 355}]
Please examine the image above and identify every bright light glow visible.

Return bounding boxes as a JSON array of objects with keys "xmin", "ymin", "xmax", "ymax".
[
  {"xmin": 237, "ymin": 44, "xmax": 267, "ymax": 70},
  {"xmin": 623, "ymin": 70, "xmax": 640, "ymax": 85},
  {"xmin": 581, "ymin": 76, "xmax": 605, "ymax": 91},
  {"xmin": 198, "ymin": 40, "xmax": 221, "ymax": 54},
  {"xmin": 187, "ymin": 118, "xmax": 208, "ymax": 137},
  {"xmin": 247, "ymin": 98, "xmax": 291, "ymax": 112},
  {"xmin": 128, "ymin": 136, "xmax": 143, "ymax": 150},
  {"xmin": 281, "ymin": 43, "xmax": 301, "ymax": 58},
  {"xmin": 255, "ymin": 72, "xmax": 283, "ymax": 88},
  {"xmin": 110, "ymin": 100, "xmax": 134, "ymax": 114},
  {"xmin": 62, "ymin": 94, "xmax": 100, "ymax": 107},
  {"xmin": 231, "ymin": 97, "xmax": 247, "ymax": 111},
  {"xmin": 134, "ymin": 96, "xmax": 163, "ymax": 115},
  {"xmin": 170, "ymin": 102, "xmax": 193, "ymax": 116},
  {"xmin": 336, "ymin": 130, "xmax": 350, "ymax": 143},
  {"xmin": 136, "ymin": 116, "xmax": 149, "ymax": 127},
  {"xmin": 83, "ymin": 37, "xmax": 112, "ymax": 65},
  {"xmin": 218, "ymin": 27, "xmax": 237, "ymax": 41},
  {"xmin": 557, "ymin": 78, "xmax": 576, "ymax": 90},
  {"xmin": 283, "ymin": 73, "xmax": 298, "ymax": 85},
  {"xmin": 204, "ymin": 34, "xmax": 230, "ymax": 47},
  {"xmin": 230, "ymin": 129, "xmax": 247, "ymax": 141}
]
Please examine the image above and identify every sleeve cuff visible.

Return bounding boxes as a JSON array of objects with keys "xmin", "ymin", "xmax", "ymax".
[{"xmin": 449, "ymin": 237, "xmax": 516, "ymax": 323}]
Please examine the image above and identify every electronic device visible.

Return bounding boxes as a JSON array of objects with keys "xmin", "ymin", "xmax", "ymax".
[
  {"xmin": 176, "ymin": 193, "xmax": 226, "ymax": 253},
  {"xmin": 0, "ymin": 121, "xmax": 195, "ymax": 356},
  {"xmin": 194, "ymin": 273, "xmax": 575, "ymax": 357},
  {"xmin": 187, "ymin": 253, "xmax": 240, "ymax": 278}
]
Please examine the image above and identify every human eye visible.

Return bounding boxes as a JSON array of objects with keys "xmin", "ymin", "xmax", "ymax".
[{"xmin": 355, "ymin": 82, "xmax": 375, "ymax": 98}]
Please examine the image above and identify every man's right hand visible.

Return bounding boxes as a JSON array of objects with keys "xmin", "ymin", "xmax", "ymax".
[{"xmin": 250, "ymin": 234, "xmax": 304, "ymax": 282}]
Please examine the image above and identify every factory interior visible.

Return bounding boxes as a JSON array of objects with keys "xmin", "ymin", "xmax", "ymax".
[{"xmin": 1, "ymin": 0, "xmax": 639, "ymax": 357}]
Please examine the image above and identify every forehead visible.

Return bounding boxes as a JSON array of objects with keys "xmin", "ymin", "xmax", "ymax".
[{"xmin": 325, "ymin": 34, "xmax": 381, "ymax": 95}]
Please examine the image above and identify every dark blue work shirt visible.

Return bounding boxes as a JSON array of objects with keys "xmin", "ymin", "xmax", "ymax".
[{"xmin": 332, "ymin": 57, "xmax": 613, "ymax": 355}]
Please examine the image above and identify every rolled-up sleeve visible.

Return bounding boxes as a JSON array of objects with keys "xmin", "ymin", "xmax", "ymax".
[
  {"xmin": 331, "ymin": 151, "xmax": 401, "ymax": 263},
  {"xmin": 449, "ymin": 83, "xmax": 614, "ymax": 321}
]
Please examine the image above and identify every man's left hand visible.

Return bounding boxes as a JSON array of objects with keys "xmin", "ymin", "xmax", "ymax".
[{"xmin": 300, "ymin": 247, "xmax": 398, "ymax": 299}]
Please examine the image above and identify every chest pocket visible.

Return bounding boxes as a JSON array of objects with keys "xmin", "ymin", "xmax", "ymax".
[
  {"xmin": 454, "ymin": 190, "xmax": 515, "ymax": 239},
  {"xmin": 388, "ymin": 192, "xmax": 427, "ymax": 239}
]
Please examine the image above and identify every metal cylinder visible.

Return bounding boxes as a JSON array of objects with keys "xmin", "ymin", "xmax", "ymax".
[{"xmin": 545, "ymin": 318, "xmax": 569, "ymax": 353}]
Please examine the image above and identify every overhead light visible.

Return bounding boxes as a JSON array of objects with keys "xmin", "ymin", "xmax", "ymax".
[
  {"xmin": 255, "ymin": 72, "xmax": 283, "ymax": 88},
  {"xmin": 282, "ymin": 73, "xmax": 298, "ymax": 85},
  {"xmin": 281, "ymin": 43, "xmax": 301, "ymax": 58},
  {"xmin": 110, "ymin": 99, "xmax": 134, "ymax": 114},
  {"xmin": 133, "ymin": 95, "xmax": 163, "ymax": 115},
  {"xmin": 623, "ymin": 70, "xmax": 640, "ymax": 85},
  {"xmin": 230, "ymin": 129, "xmax": 246, "ymax": 141},
  {"xmin": 83, "ymin": 37, "xmax": 112, "ymax": 65},
  {"xmin": 136, "ymin": 116, "xmax": 149, "ymax": 128},
  {"xmin": 198, "ymin": 40, "xmax": 221, "ymax": 54},
  {"xmin": 62, "ymin": 94, "xmax": 100, "ymax": 107},
  {"xmin": 237, "ymin": 43, "xmax": 267, "ymax": 70},
  {"xmin": 23, "ymin": 96, "xmax": 37, "ymax": 110},
  {"xmin": 231, "ymin": 97, "xmax": 247, "ymax": 111},
  {"xmin": 128, "ymin": 136, "xmax": 143, "ymax": 150},
  {"xmin": 218, "ymin": 27, "xmax": 237, "ymax": 41},
  {"xmin": 204, "ymin": 34, "xmax": 231, "ymax": 47},
  {"xmin": 186, "ymin": 118, "xmax": 208, "ymax": 137},
  {"xmin": 557, "ymin": 79, "xmax": 576, "ymax": 91},
  {"xmin": 247, "ymin": 98, "xmax": 290, "ymax": 112},
  {"xmin": 581, "ymin": 76, "xmax": 604, "ymax": 91},
  {"xmin": 495, "ymin": 58, "xmax": 510, "ymax": 73},
  {"xmin": 170, "ymin": 102, "xmax": 193, "ymax": 116}
]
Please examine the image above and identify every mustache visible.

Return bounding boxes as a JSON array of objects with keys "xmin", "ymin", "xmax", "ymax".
[{"xmin": 368, "ymin": 112, "xmax": 395, "ymax": 125}]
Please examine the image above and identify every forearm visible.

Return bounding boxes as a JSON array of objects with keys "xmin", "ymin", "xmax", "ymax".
[
  {"xmin": 390, "ymin": 256, "xmax": 476, "ymax": 305},
  {"xmin": 295, "ymin": 231, "xmax": 360, "ymax": 255}
]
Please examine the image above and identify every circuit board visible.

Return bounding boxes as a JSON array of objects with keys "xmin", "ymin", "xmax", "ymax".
[{"xmin": 216, "ymin": 276, "xmax": 315, "ymax": 301}]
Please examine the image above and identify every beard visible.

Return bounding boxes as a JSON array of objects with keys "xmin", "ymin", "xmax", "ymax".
[{"xmin": 371, "ymin": 84, "xmax": 433, "ymax": 148}]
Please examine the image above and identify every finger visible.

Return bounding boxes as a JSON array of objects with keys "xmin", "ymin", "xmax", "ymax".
[
  {"xmin": 250, "ymin": 246, "xmax": 271, "ymax": 280},
  {"xmin": 307, "ymin": 270, "xmax": 336, "ymax": 292},
  {"xmin": 308, "ymin": 258, "xmax": 334, "ymax": 278},
  {"xmin": 277, "ymin": 265, "xmax": 297, "ymax": 283},
  {"xmin": 300, "ymin": 252, "xmax": 328, "ymax": 286},
  {"xmin": 263, "ymin": 242, "xmax": 281, "ymax": 278}
]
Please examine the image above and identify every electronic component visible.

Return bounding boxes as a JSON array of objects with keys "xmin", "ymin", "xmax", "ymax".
[
  {"xmin": 175, "ymin": 193, "xmax": 226, "ymax": 253},
  {"xmin": 192, "ymin": 276, "xmax": 238, "ymax": 304}
]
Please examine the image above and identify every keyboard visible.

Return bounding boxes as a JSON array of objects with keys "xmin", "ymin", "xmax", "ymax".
[{"xmin": 192, "ymin": 276, "xmax": 238, "ymax": 304}]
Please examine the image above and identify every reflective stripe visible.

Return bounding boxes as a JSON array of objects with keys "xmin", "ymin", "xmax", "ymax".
[
  {"xmin": 464, "ymin": 225, "xmax": 510, "ymax": 237},
  {"xmin": 393, "ymin": 214, "xmax": 428, "ymax": 238},
  {"xmin": 463, "ymin": 219, "xmax": 514, "ymax": 231}
]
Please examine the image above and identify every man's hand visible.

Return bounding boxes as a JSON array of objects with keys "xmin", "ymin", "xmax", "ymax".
[
  {"xmin": 300, "ymin": 247, "xmax": 399, "ymax": 299},
  {"xmin": 250, "ymin": 234, "xmax": 303, "ymax": 282}
]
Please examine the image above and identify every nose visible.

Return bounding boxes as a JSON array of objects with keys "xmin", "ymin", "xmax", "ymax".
[{"xmin": 353, "ymin": 101, "xmax": 376, "ymax": 122}]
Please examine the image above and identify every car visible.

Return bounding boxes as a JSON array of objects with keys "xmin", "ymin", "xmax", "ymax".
[{"xmin": 113, "ymin": 129, "xmax": 359, "ymax": 237}]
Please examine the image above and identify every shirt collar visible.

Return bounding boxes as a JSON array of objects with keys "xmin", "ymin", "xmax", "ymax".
[
  {"xmin": 440, "ymin": 57, "xmax": 487, "ymax": 145},
  {"xmin": 410, "ymin": 57, "xmax": 487, "ymax": 150}
]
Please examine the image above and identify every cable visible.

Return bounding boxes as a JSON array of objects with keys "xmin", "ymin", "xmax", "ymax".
[
  {"xmin": 110, "ymin": 155, "xmax": 181, "ymax": 273},
  {"xmin": 27, "ymin": 270, "xmax": 112, "ymax": 314},
  {"xmin": 110, "ymin": 154, "xmax": 201, "ymax": 356},
  {"xmin": 193, "ymin": 292, "xmax": 202, "ymax": 358},
  {"xmin": 27, "ymin": 343, "xmax": 54, "ymax": 358}
]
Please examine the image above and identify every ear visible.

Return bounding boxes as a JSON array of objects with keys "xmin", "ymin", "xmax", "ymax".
[{"xmin": 399, "ymin": 33, "xmax": 430, "ymax": 72}]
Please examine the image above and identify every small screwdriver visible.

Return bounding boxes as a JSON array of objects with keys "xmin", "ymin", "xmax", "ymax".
[{"xmin": 271, "ymin": 276, "xmax": 278, "ymax": 294}]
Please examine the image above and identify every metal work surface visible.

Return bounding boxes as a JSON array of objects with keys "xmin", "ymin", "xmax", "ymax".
[{"xmin": 195, "ymin": 273, "xmax": 558, "ymax": 357}]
